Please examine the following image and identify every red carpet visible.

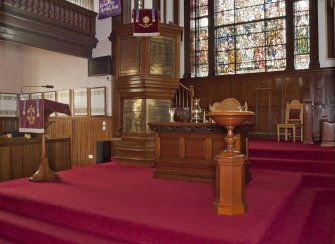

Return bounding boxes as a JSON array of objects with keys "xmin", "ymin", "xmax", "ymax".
[
  {"xmin": 249, "ymin": 139, "xmax": 335, "ymax": 174},
  {"xmin": 249, "ymin": 139, "xmax": 335, "ymax": 244},
  {"xmin": 0, "ymin": 139, "xmax": 334, "ymax": 243},
  {"xmin": 0, "ymin": 163, "xmax": 303, "ymax": 244}
]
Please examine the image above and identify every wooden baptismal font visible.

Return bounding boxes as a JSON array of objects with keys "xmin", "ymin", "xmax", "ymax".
[{"xmin": 209, "ymin": 110, "xmax": 255, "ymax": 215}]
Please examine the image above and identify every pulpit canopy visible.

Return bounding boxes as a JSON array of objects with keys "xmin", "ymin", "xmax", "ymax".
[{"xmin": 19, "ymin": 99, "xmax": 71, "ymax": 133}]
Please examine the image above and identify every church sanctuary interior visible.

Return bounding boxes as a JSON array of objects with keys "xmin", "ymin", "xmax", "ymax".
[{"xmin": 1, "ymin": 0, "xmax": 335, "ymax": 243}]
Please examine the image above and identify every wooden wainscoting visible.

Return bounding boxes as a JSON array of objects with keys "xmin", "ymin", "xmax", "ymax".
[
  {"xmin": 0, "ymin": 117, "xmax": 19, "ymax": 133},
  {"xmin": 47, "ymin": 117, "xmax": 113, "ymax": 167},
  {"xmin": 0, "ymin": 137, "xmax": 71, "ymax": 182},
  {"xmin": 181, "ymin": 68, "xmax": 335, "ymax": 141}
]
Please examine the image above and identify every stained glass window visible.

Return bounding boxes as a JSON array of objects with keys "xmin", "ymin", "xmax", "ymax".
[
  {"xmin": 215, "ymin": 0, "xmax": 286, "ymax": 75},
  {"xmin": 294, "ymin": 0, "xmax": 310, "ymax": 69},
  {"xmin": 190, "ymin": 0, "xmax": 209, "ymax": 77},
  {"xmin": 189, "ymin": 0, "xmax": 311, "ymax": 77}
]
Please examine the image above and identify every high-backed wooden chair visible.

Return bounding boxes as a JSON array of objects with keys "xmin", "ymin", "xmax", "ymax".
[{"xmin": 277, "ymin": 100, "xmax": 303, "ymax": 143}]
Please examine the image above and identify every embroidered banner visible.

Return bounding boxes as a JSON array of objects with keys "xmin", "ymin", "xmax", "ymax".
[
  {"xmin": 98, "ymin": 0, "xmax": 121, "ymax": 20},
  {"xmin": 19, "ymin": 99, "xmax": 71, "ymax": 133},
  {"xmin": 19, "ymin": 99, "xmax": 44, "ymax": 133},
  {"xmin": 133, "ymin": 9, "xmax": 160, "ymax": 37}
]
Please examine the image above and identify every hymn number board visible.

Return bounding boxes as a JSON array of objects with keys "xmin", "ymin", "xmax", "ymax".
[{"xmin": 0, "ymin": 93, "xmax": 18, "ymax": 117}]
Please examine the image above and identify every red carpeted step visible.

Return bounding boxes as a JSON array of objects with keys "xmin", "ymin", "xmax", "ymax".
[
  {"xmin": 302, "ymin": 174, "xmax": 335, "ymax": 188},
  {"xmin": 0, "ymin": 164, "xmax": 306, "ymax": 244},
  {"xmin": 299, "ymin": 190, "xmax": 335, "ymax": 244},
  {"xmin": 0, "ymin": 210, "xmax": 122, "ymax": 244},
  {"xmin": 249, "ymin": 139, "xmax": 335, "ymax": 162},
  {"xmin": 249, "ymin": 148, "xmax": 335, "ymax": 161},
  {"xmin": 262, "ymin": 187, "xmax": 318, "ymax": 244},
  {"xmin": 249, "ymin": 157, "xmax": 335, "ymax": 174},
  {"xmin": 0, "ymin": 238, "xmax": 19, "ymax": 244}
]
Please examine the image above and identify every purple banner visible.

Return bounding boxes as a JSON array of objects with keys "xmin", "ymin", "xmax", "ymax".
[{"xmin": 98, "ymin": 0, "xmax": 121, "ymax": 20}]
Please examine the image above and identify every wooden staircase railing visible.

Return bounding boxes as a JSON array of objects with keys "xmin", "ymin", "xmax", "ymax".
[{"xmin": 173, "ymin": 84, "xmax": 194, "ymax": 122}]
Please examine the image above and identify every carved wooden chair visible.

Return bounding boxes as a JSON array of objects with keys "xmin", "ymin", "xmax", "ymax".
[{"xmin": 277, "ymin": 100, "xmax": 303, "ymax": 143}]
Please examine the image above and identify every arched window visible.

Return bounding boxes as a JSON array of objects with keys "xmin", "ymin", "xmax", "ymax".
[{"xmin": 188, "ymin": 0, "xmax": 311, "ymax": 77}]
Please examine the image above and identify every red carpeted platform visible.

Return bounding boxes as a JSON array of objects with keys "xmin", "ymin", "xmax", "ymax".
[
  {"xmin": 0, "ymin": 139, "xmax": 334, "ymax": 243},
  {"xmin": 249, "ymin": 139, "xmax": 335, "ymax": 174},
  {"xmin": 0, "ymin": 163, "xmax": 302, "ymax": 244}
]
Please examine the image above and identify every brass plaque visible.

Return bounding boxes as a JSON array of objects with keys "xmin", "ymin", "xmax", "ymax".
[
  {"xmin": 149, "ymin": 36, "xmax": 176, "ymax": 77},
  {"xmin": 120, "ymin": 37, "xmax": 140, "ymax": 76},
  {"xmin": 123, "ymin": 99, "xmax": 146, "ymax": 133},
  {"xmin": 123, "ymin": 99, "xmax": 171, "ymax": 133}
]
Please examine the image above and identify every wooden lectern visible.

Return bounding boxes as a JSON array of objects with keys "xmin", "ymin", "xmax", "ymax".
[{"xmin": 19, "ymin": 99, "xmax": 71, "ymax": 182}]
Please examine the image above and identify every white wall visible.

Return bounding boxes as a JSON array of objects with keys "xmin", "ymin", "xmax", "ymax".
[
  {"xmin": 0, "ymin": 41, "xmax": 112, "ymax": 116},
  {"xmin": 318, "ymin": 0, "xmax": 335, "ymax": 68},
  {"xmin": 0, "ymin": 41, "xmax": 23, "ymax": 93},
  {"xmin": 92, "ymin": 0, "xmax": 112, "ymax": 58}
]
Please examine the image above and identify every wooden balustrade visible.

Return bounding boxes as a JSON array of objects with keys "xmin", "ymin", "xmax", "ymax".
[
  {"xmin": 173, "ymin": 84, "xmax": 194, "ymax": 122},
  {"xmin": 1, "ymin": 0, "xmax": 97, "ymax": 57},
  {"xmin": 174, "ymin": 84, "xmax": 194, "ymax": 109},
  {"xmin": 3, "ymin": 0, "xmax": 94, "ymax": 33}
]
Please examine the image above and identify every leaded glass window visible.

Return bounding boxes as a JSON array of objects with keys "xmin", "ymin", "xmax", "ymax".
[
  {"xmin": 294, "ymin": 0, "xmax": 310, "ymax": 69},
  {"xmin": 190, "ymin": 0, "xmax": 209, "ymax": 77},
  {"xmin": 189, "ymin": 0, "xmax": 311, "ymax": 77}
]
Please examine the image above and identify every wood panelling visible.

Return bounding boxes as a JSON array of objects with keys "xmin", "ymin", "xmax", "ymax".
[
  {"xmin": 47, "ymin": 117, "xmax": 113, "ymax": 167},
  {"xmin": 0, "ymin": 118, "xmax": 18, "ymax": 133},
  {"xmin": 182, "ymin": 68, "xmax": 335, "ymax": 140},
  {"xmin": 150, "ymin": 122, "xmax": 253, "ymax": 184},
  {"xmin": 0, "ymin": 137, "xmax": 70, "ymax": 182}
]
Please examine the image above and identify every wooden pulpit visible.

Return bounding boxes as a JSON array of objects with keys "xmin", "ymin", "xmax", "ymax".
[{"xmin": 19, "ymin": 99, "xmax": 71, "ymax": 182}]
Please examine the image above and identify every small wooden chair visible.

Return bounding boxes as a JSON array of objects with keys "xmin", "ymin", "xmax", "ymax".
[{"xmin": 277, "ymin": 100, "xmax": 303, "ymax": 143}]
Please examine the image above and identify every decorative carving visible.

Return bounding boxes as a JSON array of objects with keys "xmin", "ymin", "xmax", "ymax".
[{"xmin": 149, "ymin": 123, "xmax": 226, "ymax": 133}]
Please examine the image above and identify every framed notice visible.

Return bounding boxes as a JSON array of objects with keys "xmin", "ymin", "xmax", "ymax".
[
  {"xmin": 20, "ymin": 94, "xmax": 30, "ymax": 100},
  {"xmin": 90, "ymin": 87, "xmax": 106, "ymax": 116},
  {"xmin": 30, "ymin": 92, "xmax": 42, "ymax": 100},
  {"xmin": 44, "ymin": 91, "xmax": 56, "ymax": 117},
  {"xmin": 57, "ymin": 90, "xmax": 72, "ymax": 117},
  {"xmin": 73, "ymin": 88, "xmax": 88, "ymax": 116},
  {"xmin": 43, "ymin": 91, "xmax": 56, "ymax": 101},
  {"xmin": 0, "ymin": 93, "xmax": 18, "ymax": 117}
]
